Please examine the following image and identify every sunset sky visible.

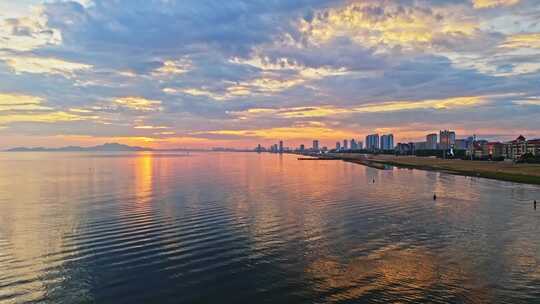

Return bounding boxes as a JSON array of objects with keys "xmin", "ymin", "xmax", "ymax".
[{"xmin": 1, "ymin": 0, "xmax": 539, "ymax": 149}]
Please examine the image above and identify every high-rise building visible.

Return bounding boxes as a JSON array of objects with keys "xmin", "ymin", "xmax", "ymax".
[
  {"xmin": 357, "ymin": 141, "xmax": 364, "ymax": 150},
  {"xmin": 336, "ymin": 142, "xmax": 341, "ymax": 150},
  {"xmin": 343, "ymin": 139, "xmax": 348, "ymax": 150},
  {"xmin": 426, "ymin": 133, "xmax": 438, "ymax": 150},
  {"xmin": 350, "ymin": 139, "xmax": 357, "ymax": 150},
  {"xmin": 366, "ymin": 134, "xmax": 380, "ymax": 150},
  {"xmin": 279, "ymin": 141, "xmax": 284, "ymax": 153},
  {"xmin": 439, "ymin": 130, "xmax": 456, "ymax": 150},
  {"xmin": 299, "ymin": 144, "xmax": 305, "ymax": 151},
  {"xmin": 313, "ymin": 140, "xmax": 319, "ymax": 151},
  {"xmin": 381, "ymin": 134, "xmax": 394, "ymax": 150}
]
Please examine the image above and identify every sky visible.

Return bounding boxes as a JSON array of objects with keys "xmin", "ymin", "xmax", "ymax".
[{"xmin": 0, "ymin": 0, "xmax": 539, "ymax": 149}]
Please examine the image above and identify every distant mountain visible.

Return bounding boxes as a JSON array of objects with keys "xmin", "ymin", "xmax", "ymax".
[{"xmin": 6, "ymin": 143, "xmax": 154, "ymax": 152}]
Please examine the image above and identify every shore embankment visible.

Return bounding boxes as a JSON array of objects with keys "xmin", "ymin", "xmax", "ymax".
[{"xmin": 319, "ymin": 153, "xmax": 540, "ymax": 185}]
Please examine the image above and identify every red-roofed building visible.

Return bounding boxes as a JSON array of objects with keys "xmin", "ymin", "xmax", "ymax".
[{"xmin": 503, "ymin": 135, "xmax": 540, "ymax": 160}]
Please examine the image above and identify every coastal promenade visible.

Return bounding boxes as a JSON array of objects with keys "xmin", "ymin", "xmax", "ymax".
[{"xmin": 326, "ymin": 153, "xmax": 540, "ymax": 185}]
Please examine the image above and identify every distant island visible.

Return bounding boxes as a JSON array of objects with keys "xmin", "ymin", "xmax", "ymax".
[
  {"xmin": 6, "ymin": 143, "xmax": 154, "ymax": 152},
  {"xmin": 4, "ymin": 143, "xmax": 253, "ymax": 153}
]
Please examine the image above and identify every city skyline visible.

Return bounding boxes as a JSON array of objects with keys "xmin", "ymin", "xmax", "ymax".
[
  {"xmin": 2, "ymin": 2, "xmax": 540, "ymax": 303},
  {"xmin": 1, "ymin": 1, "xmax": 540, "ymax": 149},
  {"xmin": 254, "ymin": 130, "xmax": 540, "ymax": 152}
]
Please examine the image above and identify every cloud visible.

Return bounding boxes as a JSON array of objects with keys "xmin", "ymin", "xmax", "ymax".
[
  {"xmin": 231, "ymin": 96, "xmax": 491, "ymax": 122},
  {"xmin": 500, "ymin": 33, "xmax": 540, "ymax": 49},
  {"xmin": 352, "ymin": 96, "xmax": 489, "ymax": 112},
  {"xmin": 42, "ymin": 0, "xmax": 339, "ymax": 57},
  {"xmin": 472, "ymin": 0, "xmax": 520, "ymax": 9},
  {"xmin": 0, "ymin": 92, "xmax": 93, "ymax": 125},
  {"xmin": 0, "ymin": 13, "xmax": 62, "ymax": 51},
  {"xmin": 113, "ymin": 96, "xmax": 162, "ymax": 111},
  {"xmin": 298, "ymin": 1, "xmax": 483, "ymax": 52},
  {"xmin": 133, "ymin": 125, "xmax": 169, "ymax": 130},
  {"xmin": 1, "ymin": 55, "xmax": 92, "ymax": 77},
  {"xmin": 199, "ymin": 122, "xmax": 359, "ymax": 140},
  {"xmin": 0, "ymin": 93, "xmax": 50, "ymax": 111},
  {"xmin": 0, "ymin": 111, "xmax": 83, "ymax": 124},
  {"xmin": 164, "ymin": 87, "xmax": 229, "ymax": 101},
  {"xmin": 0, "ymin": 0, "xmax": 539, "ymax": 147},
  {"xmin": 152, "ymin": 59, "xmax": 192, "ymax": 77}
]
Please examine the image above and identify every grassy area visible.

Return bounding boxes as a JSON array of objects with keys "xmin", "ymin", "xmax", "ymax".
[{"xmin": 330, "ymin": 153, "xmax": 540, "ymax": 185}]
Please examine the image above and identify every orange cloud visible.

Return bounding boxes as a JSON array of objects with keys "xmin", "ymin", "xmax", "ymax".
[
  {"xmin": 152, "ymin": 59, "xmax": 192, "ymax": 76},
  {"xmin": 0, "ymin": 93, "xmax": 95, "ymax": 125},
  {"xmin": 201, "ymin": 123, "xmax": 359, "ymax": 141},
  {"xmin": 232, "ymin": 96, "xmax": 488, "ymax": 120},
  {"xmin": 500, "ymin": 33, "xmax": 540, "ymax": 49},
  {"xmin": 0, "ymin": 93, "xmax": 49, "ymax": 111},
  {"xmin": 113, "ymin": 97, "xmax": 162, "ymax": 111},
  {"xmin": 299, "ymin": 1, "xmax": 478, "ymax": 51},
  {"xmin": 1, "ymin": 56, "xmax": 92, "ymax": 77},
  {"xmin": 472, "ymin": 0, "xmax": 520, "ymax": 9}
]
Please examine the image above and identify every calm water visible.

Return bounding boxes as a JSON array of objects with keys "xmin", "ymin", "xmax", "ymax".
[{"xmin": 0, "ymin": 152, "xmax": 539, "ymax": 304}]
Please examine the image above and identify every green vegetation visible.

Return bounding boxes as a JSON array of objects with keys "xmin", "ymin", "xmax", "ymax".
[
  {"xmin": 330, "ymin": 153, "xmax": 540, "ymax": 185},
  {"xmin": 518, "ymin": 153, "xmax": 540, "ymax": 164}
]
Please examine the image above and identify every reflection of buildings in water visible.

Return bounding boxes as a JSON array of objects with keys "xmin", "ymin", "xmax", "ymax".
[{"xmin": 305, "ymin": 245, "xmax": 493, "ymax": 303}]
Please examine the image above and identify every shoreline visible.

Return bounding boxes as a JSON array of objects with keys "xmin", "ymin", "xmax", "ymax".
[{"xmin": 324, "ymin": 153, "xmax": 540, "ymax": 185}]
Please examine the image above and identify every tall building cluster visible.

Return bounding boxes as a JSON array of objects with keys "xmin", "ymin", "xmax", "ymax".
[
  {"xmin": 256, "ymin": 133, "xmax": 394, "ymax": 154},
  {"xmin": 254, "ymin": 130, "xmax": 539, "ymax": 161}
]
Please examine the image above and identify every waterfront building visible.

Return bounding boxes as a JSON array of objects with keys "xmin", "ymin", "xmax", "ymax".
[
  {"xmin": 483, "ymin": 142, "xmax": 504, "ymax": 159},
  {"xmin": 504, "ymin": 135, "xmax": 526, "ymax": 159},
  {"xmin": 426, "ymin": 133, "xmax": 438, "ymax": 149},
  {"xmin": 439, "ymin": 130, "xmax": 456, "ymax": 150},
  {"xmin": 504, "ymin": 135, "xmax": 540, "ymax": 160},
  {"xmin": 527, "ymin": 139, "xmax": 540, "ymax": 156},
  {"xmin": 313, "ymin": 140, "xmax": 320, "ymax": 151},
  {"xmin": 381, "ymin": 134, "xmax": 394, "ymax": 150},
  {"xmin": 366, "ymin": 134, "xmax": 380, "ymax": 150},
  {"xmin": 350, "ymin": 139, "xmax": 357, "ymax": 150},
  {"xmin": 343, "ymin": 139, "xmax": 348, "ymax": 150},
  {"xmin": 357, "ymin": 141, "xmax": 364, "ymax": 150},
  {"xmin": 299, "ymin": 144, "xmax": 305, "ymax": 152},
  {"xmin": 336, "ymin": 142, "xmax": 341, "ymax": 151}
]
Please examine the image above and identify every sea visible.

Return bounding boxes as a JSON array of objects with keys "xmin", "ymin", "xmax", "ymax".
[{"xmin": 0, "ymin": 152, "xmax": 539, "ymax": 303}]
